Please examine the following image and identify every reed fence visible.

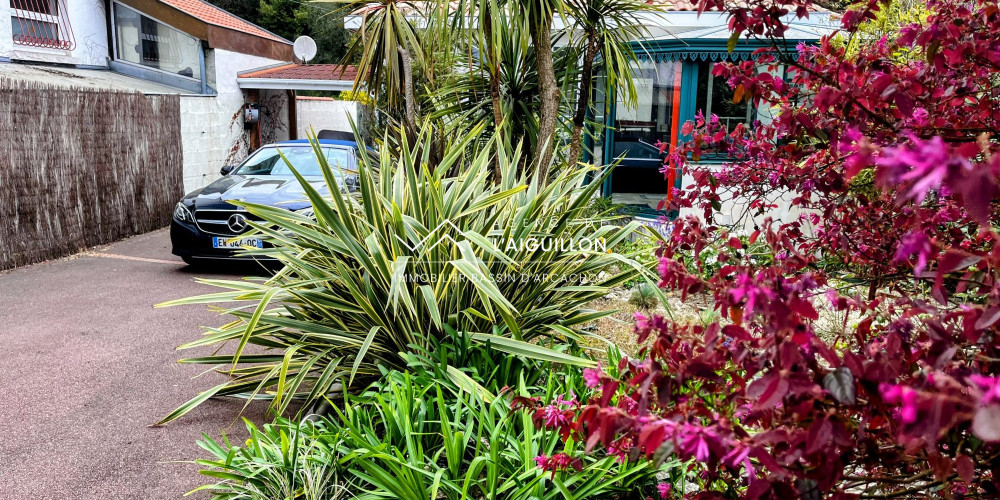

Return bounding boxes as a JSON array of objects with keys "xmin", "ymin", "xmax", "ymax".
[{"xmin": 0, "ymin": 78, "xmax": 183, "ymax": 270}]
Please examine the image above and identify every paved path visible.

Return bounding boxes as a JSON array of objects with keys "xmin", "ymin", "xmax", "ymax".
[{"xmin": 0, "ymin": 229, "xmax": 271, "ymax": 499}]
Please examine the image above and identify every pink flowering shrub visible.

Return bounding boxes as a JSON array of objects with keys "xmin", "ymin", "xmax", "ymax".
[{"xmin": 529, "ymin": 0, "xmax": 1000, "ymax": 497}]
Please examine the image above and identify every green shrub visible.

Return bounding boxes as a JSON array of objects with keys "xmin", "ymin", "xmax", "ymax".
[
  {"xmin": 627, "ymin": 283, "xmax": 658, "ymax": 310},
  {"xmin": 194, "ymin": 418, "xmax": 348, "ymax": 500},
  {"xmin": 157, "ymin": 128, "xmax": 654, "ymax": 424},
  {"xmin": 195, "ymin": 363, "xmax": 671, "ymax": 500}
]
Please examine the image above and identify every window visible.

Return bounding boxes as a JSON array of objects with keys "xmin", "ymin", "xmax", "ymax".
[
  {"xmin": 607, "ymin": 59, "xmax": 681, "ymax": 198},
  {"xmin": 694, "ymin": 61, "xmax": 754, "ymax": 133},
  {"xmin": 113, "ymin": 3, "xmax": 202, "ymax": 80},
  {"xmin": 9, "ymin": 0, "xmax": 75, "ymax": 50},
  {"xmin": 612, "ymin": 59, "xmax": 681, "ymax": 159}
]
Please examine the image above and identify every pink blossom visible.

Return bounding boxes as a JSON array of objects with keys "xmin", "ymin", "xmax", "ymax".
[
  {"xmin": 893, "ymin": 231, "xmax": 934, "ymax": 276},
  {"xmin": 534, "ymin": 453, "xmax": 582, "ymax": 476},
  {"xmin": 607, "ymin": 436, "xmax": 633, "ymax": 463},
  {"xmin": 969, "ymin": 375, "xmax": 1000, "ymax": 406},
  {"xmin": 880, "ymin": 384, "xmax": 919, "ymax": 424},
  {"xmin": 876, "ymin": 135, "xmax": 970, "ymax": 203},
  {"xmin": 538, "ymin": 404, "xmax": 570, "ymax": 429},
  {"xmin": 723, "ymin": 443, "xmax": 756, "ymax": 479},
  {"xmin": 657, "ymin": 482, "xmax": 672, "ymax": 498},
  {"xmin": 728, "ymin": 273, "xmax": 776, "ymax": 314},
  {"xmin": 583, "ymin": 367, "xmax": 603, "ymax": 389},
  {"xmin": 678, "ymin": 422, "xmax": 719, "ymax": 463},
  {"xmin": 553, "ymin": 393, "xmax": 577, "ymax": 407}
]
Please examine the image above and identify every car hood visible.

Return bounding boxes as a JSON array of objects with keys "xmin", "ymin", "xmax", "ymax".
[{"xmin": 183, "ymin": 175, "xmax": 327, "ymax": 211}]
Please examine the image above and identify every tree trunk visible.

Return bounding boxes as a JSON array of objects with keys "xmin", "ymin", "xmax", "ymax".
[
  {"xmin": 483, "ymin": 11, "xmax": 504, "ymax": 130},
  {"xmin": 530, "ymin": 16, "xmax": 560, "ymax": 184},
  {"xmin": 398, "ymin": 46, "xmax": 417, "ymax": 138},
  {"xmin": 483, "ymin": 7, "xmax": 504, "ymax": 183},
  {"xmin": 567, "ymin": 33, "xmax": 599, "ymax": 168}
]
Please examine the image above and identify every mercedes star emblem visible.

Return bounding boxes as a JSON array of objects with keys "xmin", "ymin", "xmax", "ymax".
[{"xmin": 227, "ymin": 214, "xmax": 249, "ymax": 233}]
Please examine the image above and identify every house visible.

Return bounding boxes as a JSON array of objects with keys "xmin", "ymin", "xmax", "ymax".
[
  {"xmin": 343, "ymin": 0, "xmax": 834, "ymax": 219},
  {"xmin": 1, "ymin": 0, "xmax": 358, "ymax": 192},
  {"xmin": 0, "ymin": 0, "xmax": 358, "ymax": 269},
  {"xmin": 592, "ymin": 1, "xmax": 836, "ymax": 215}
]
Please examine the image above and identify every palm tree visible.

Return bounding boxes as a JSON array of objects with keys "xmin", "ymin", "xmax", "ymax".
[
  {"xmin": 329, "ymin": 0, "xmax": 425, "ymax": 131},
  {"xmin": 563, "ymin": 0, "xmax": 651, "ymax": 167},
  {"xmin": 515, "ymin": 0, "xmax": 563, "ymax": 182}
]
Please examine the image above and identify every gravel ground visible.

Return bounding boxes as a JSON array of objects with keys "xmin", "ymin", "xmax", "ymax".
[
  {"xmin": 585, "ymin": 286, "xmax": 713, "ymax": 358},
  {"xmin": 0, "ymin": 228, "xmax": 271, "ymax": 500}
]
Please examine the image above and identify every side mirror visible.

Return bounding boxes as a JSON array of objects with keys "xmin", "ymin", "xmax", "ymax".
[{"xmin": 220, "ymin": 165, "xmax": 235, "ymax": 175}]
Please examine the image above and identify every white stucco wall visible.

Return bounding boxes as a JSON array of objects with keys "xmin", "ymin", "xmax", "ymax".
[
  {"xmin": 296, "ymin": 98, "xmax": 359, "ymax": 138},
  {"xmin": 676, "ymin": 164, "xmax": 814, "ymax": 236},
  {"xmin": 0, "ymin": 7, "xmax": 12, "ymax": 59},
  {"xmin": 1, "ymin": 0, "xmax": 109, "ymax": 66},
  {"xmin": 179, "ymin": 48, "xmax": 290, "ymax": 192}
]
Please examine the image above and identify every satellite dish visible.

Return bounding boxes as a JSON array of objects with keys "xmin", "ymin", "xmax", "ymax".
[{"xmin": 293, "ymin": 36, "xmax": 317, "ymax": 63}]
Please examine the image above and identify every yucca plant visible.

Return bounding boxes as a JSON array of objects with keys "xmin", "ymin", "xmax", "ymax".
[
  {"xmin": 193, "ymin": 418, "xmax": 349, "ymax": 500},
  {"xmin": 157, "ymin": 124, "xmax": 655, "ymax": 424}
]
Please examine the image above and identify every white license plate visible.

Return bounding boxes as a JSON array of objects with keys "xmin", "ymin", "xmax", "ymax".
[{"xmin": 212, "ymin": 237, "xmax": 263, "ymax": 249}]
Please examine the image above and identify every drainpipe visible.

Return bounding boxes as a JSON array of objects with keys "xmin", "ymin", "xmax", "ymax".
[
  {"xmin": 287, "ymin": 89, "xmax": 297, "ymax": 140},
  {"xmin": 198, "ymin": 44, "xmax": 208, "ymax": 95}
]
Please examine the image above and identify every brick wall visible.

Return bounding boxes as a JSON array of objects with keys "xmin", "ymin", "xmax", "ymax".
[{"xmin": 0, "ymin": 79, "xmax": 183, "ymax": 270}]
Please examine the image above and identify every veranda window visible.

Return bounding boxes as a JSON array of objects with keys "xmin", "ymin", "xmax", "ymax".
[
  {"xmin": 694, "ymin": 61, "xmax": 755, "ymax": 132},
  {"xmin": 612, "ymin": 59, "xmax": 682, "ymax": 160},
  {"xmin": 113, "ymin": 3, "xmax": 202, "ymax": 80}
]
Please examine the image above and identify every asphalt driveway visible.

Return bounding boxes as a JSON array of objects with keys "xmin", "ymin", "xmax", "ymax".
[{"xmin": 0, "ymin": 228, "xmax": 272, "ymax": 499}]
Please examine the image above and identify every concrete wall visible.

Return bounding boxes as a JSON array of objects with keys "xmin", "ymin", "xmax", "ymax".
[
  {"xmin": 0, "ymin": 6, "xmax": 12, "ymax": 59},
  {"xmin": 1, "ymin": 0, "xmax": 110, "ymax": 67},
  {"xmin": 295, "ymin": 97, "xmax": 358, "ymax": 138},
  {"xmin": 179, "ymin": 48, "xmax": 289, "ymax": 192}
]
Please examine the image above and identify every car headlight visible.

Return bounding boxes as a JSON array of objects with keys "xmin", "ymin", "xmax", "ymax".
[{"xmin": 173, "ymin": 202, "xmax": 194, "ymax": 223}]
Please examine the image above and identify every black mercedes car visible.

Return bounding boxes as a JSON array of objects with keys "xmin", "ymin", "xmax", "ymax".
[{"xmin": 170, "ymin": 139, "xmax": 359, "ymax": 265}]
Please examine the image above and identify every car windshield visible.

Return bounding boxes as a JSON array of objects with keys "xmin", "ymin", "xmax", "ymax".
[{"xmin": 234, "ymin": 146, "xmax": 353, "ymax": 178}]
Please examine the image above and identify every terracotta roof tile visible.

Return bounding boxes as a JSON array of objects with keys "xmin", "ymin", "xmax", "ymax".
[
  {"xmin": 347, "ymin": 0, "xmax": 696, "ymax": 14},
  {"xmin": 646, "ymin": 0, "xmax": 704, "ymax": 10},
  {"xmin": 158, "ymin": 0, "xmax": 291, "ymax": 44},
  {"xmin": 239, "ymin": 64, "xmax": 358, "ymax": 81}
]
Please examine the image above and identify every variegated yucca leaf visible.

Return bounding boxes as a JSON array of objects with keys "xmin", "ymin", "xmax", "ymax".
[{"xmin": 157, "ymin": 124, "xmax": 655, "ymax": 424}]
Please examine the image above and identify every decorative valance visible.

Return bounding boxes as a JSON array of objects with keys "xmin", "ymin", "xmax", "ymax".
[{"xmin": 636, "ymin": 50, "xmax": 757, "ymax": 63}]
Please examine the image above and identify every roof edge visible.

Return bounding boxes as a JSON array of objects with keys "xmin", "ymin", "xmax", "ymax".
[
  {"xmin": 183, "ymin": 0, "xmax": 293, "ymax": 45},
  {"xmin": 237, "ymin": 62, "xmax": 297, "ymax": 78}
]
